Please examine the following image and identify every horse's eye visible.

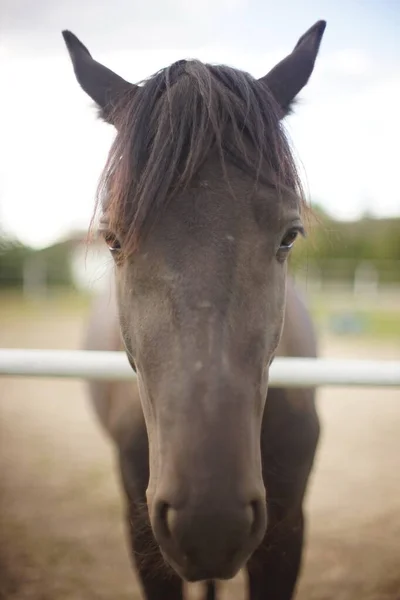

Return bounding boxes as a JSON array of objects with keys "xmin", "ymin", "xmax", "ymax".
[
  {"xmin": 280, "ymin": 229, "xmax": 298, "ymax": 249},
  {"xmin": 104, "ymin": 232, "xmax": 121, "ymax": 252},
  {"xmin": 278, "ymin": 226, "xmax": 304, "ymax": 254}
]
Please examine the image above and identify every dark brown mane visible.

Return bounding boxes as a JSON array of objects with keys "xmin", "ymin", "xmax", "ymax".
[{"xmin": 95, "ymin": 59, "xmax": 305, "ymax": 256}]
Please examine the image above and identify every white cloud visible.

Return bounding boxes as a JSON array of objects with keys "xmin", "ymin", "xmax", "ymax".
[
  {"xmin": 320, "ymin": 48, "xmax": 372, "ymax": 77},
  {"xmin": 1, "ymin": 45, "xmax": 399, "ymax": 249},
  {"xmin": 286, "ymin": 74, "xmax": 400, "ymax": 219}
]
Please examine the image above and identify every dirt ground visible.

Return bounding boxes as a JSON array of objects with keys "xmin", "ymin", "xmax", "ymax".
[{"xmin": 0, "ymin": 304, "xmax": 399, "ymax": 600}]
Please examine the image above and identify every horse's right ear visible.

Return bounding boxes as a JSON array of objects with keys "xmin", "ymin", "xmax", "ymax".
[{"xmin": 62, "ymin": 31, "xmax": 137, "ymax": 124}]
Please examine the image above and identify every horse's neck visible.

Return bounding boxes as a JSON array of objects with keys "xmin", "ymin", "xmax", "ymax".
[
  {"xmin": 276, "ymin": 278, "xmax": 317, "ymax": 359},
  {"xmin": 84, "ymin": 269, "xmax": 123, "ymax": 353}
]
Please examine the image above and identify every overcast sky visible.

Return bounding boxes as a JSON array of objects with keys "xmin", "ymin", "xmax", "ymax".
[{"xmin": 1, "ymin": 0, "xmax": 400, "ymax": 248}]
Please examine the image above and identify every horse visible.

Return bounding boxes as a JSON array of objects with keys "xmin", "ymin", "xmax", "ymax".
[{"xmin": 62, "ymin": 19, "xmax": 326, "ymax": 600}]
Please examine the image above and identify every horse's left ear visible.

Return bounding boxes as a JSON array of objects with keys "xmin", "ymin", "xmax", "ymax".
[
  {"xmin": 260, "ymin": 20, "xmax": 326, "ymax": 117},
  {"xmin": 62, "ymin": 30, "xmax": 137, "ymax": 124}
]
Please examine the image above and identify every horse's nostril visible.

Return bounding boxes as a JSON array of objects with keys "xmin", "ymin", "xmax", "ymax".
[
  {"xmin": 249, "ymin": 498, "xmax": 265, "ymax": 538},
  {"xmin": 156, "ymin": 501, "xmax": 171, "ymax": 540},
  {"xmin": 166, "ymin": 505, "xmax": 179, "ymax": 537}
]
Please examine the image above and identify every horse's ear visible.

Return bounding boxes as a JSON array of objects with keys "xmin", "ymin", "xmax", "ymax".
[
  {"xmin": 62, "ymin": 30, "xmax": 137, "ymax": 124},
  {"xmin": 259, "ymin": 20, "xmax": 326, "ymax": 117}
]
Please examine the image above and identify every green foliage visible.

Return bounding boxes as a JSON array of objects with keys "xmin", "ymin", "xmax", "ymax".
[
  {"xmin": 0, "ymin": 238, "xmax": 33, "ymax": 288},
  {"xmin": 0, "ymin": 237, "xmax": 74, "ymax": 290},
  {"xmin": 37, "ymin": 241, "xmax": 76, "ymax": 288},
  {"xmin": 291, "ymin": 215, "xmax": 400, "ymax": 283},
  {"xmin": 1, "ymin": 213, "xmax": 399, "ymax": 289}
]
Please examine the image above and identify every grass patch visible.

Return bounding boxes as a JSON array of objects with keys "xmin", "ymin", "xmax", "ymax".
[
  {"xmin": 1, "ymin": 288, "xmax": 399, "ymax": 340},
  {"xmin": 0, "ymin": 290, "xmax": 91, "ymax": 322},
  {"xmin": 309, "ymin": 299, "xmax": 400, "ymax": 340}
]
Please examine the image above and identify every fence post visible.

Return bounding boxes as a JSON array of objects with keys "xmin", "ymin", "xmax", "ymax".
[{"xmin": 22, "ymin": 254, "xmax": 47, "ymax": 301}]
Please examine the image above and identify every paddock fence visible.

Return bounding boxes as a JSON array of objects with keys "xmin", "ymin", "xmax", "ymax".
[{"xmin": 0, "ymin": 349, "xmax": 399, "ymax": 388}]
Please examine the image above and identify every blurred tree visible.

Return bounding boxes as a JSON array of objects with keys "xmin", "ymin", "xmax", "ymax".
[
  {"xmin": 290, "ymin": 215, "xmax": 400, "ymax": 283},
  {"xmin": 1, "ymin": 215, "xmax": 399, "ymax": 289},
  {"xmin": 0, "ymin": 237, "xmax": 74, "ymax": 290}
]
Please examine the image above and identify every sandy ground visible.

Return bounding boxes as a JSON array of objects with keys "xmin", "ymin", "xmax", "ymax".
[{"xmin": 0, "ymin": 304, "xmax": 399, "ymax": 600}]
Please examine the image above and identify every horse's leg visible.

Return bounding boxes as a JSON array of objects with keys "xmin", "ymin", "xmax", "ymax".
[
  {"xmin": 126, "ymin": 500, "xmax": 184, "ymax": 600},
  {"xmin": 246, "ymin": 509, "xmax": 305, "ymax": 600},
  {"xmin": 204, "ymin": 581, "xmax": 217, "ymax": 600},
  {"xmin": 246, "ymin": 387, "xmax": 320, "ymax": 600},
  {"xmin": 117, "ymin": 424, "xmax": 184, "ymax": 600},
  {"xmin": 127, "ymin": 500, "xmax": 214, "ymax": 600}
]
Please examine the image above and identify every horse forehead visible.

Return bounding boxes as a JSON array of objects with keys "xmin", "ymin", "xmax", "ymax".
[{"xmin": 134, "ymin": 181, "xmax": 288, "ymax": 274}]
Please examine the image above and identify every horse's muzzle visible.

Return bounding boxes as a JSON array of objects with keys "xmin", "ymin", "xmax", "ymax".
[{"xmin": 151, "ymin": 494, "xmax": 266, "ymax": 581}]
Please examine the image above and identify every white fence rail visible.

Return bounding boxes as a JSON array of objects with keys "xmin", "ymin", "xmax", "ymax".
[{"xmin": 0, "ymin": 349, "xmax": 399, "ymax": 388}]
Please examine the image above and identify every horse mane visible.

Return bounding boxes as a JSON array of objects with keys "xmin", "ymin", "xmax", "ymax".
[{"xmin": 94, "ymin": 59, "xmax": 305, "ymax": 256}]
